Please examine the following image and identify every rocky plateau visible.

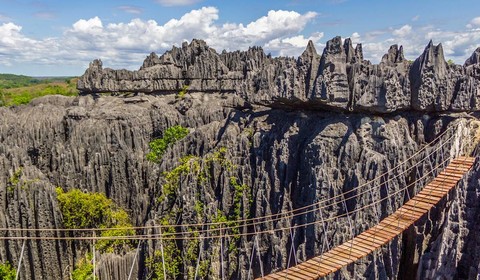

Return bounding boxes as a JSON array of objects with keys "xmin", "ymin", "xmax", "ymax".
[{"xmin": 1, "ymin": 36, "xmax": 480, "ymax": 280}]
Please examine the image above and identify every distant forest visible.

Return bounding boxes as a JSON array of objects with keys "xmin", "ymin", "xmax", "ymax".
[
  {"xmin": 0, "ymin": 74, "xmax": 78, "ymax": 106},
  {"xmin": 0, "ymin": 74, "xmax": 74, "ymax": 89}
]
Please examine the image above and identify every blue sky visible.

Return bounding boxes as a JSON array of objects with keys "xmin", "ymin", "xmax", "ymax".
[{"xmin": 0, "ymin": 0, "xmax": 479, "ymax": 76}]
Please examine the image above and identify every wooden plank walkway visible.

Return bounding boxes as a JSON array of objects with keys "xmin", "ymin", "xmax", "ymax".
[{"xmin": 257, "ymin": 156, "xmax": 475, "ymax": 280}]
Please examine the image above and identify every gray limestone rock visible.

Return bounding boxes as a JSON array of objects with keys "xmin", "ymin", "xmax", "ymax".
[
  {"xmin": 1, "ymin": 93, "xmax": 478, "ymax": 279},
  {"xmin": 77, "ymin": 37, "xmax": 480, "ymax": 114}
]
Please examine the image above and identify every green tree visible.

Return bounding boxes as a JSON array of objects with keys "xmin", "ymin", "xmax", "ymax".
[
  {"xmin": 146, "ymin": 125, "xmax": 189, "ymax": 163},
  {"xmin": 0, "ymin": 262, "xmax": 16, "ymax": 280},
  {"xmin": 56, "ymin": 188, "xmax": 135, "ymax": 253},
  {"xmin": 71, "ymin": 253, "xmax": 93, "ymax": 280}
]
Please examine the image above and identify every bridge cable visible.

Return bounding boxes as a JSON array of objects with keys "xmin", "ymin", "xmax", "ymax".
[
  {"xmin": 0, "ymin": 126, "xmax": 455, "ymax": 235},
  {"xmin": 14, "ymin": 239, "xmax": 26, "ymax": 280},
  {"xmin": 0, "ymin": 154, "xmax": 456, "ymax": 242},
  {"xmin": 127, "ymin": 240, "xmax": 142, "ymax": 280}
]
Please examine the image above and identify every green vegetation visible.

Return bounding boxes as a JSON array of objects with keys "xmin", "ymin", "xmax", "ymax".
[
  {"xmin": 0, "ymin": 262, "xmax": 16, "ymax": 280},
  {"xmin": 158, "ymin": 147, "xmax": 233, "ymax": 203},
  {"xmin": 7, "ymin": 168, "xmax": 23, "ymax": 193},
  {"xmin": 0, "ymin": 76, "xmax": 78, "ymax": 107},
  {"xmin": 56, "ymin": 188, "xmax": 135, "ymax": 253},
  {"xmin": 145, "ymin": 218, "xmax": 181, "ymax": 280},
  {"xmin": 160, "ymin": 155, "xmax": 199, "ymax": 202},
  {"xmin": 0, "ymin": 73, "xmax": 43, "ymax": 89},
  {"xmin": 447, "ymin": 59, "xmax": 455, "ymax": 66},
  {"xmin": 6, "ymin": 167, "xmax": 37, "ymax": 193},
  {"xmin": 146, "ymin": 125, "xmax": 190, "ymax": 163},
  {"xmin": 176, "ymin": 85, "xmax": 189, "ymax": 99},
  {"xmin": 152, "ymin": 146, "xmax": 251, "ymax": 278},
  {"xmin": 71, "ymin": 253, "xmax": 93, "ymax": 280}
]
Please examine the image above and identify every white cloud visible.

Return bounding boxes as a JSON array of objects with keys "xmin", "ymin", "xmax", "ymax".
[
  {"xmin": 156, "ymin": 0, "xmax": 201, "ymax": 7},
  {"xmin": 0, "ymin": 7, "xmax": 319, "ymax": 72},
  {"xmin": 71, "ymin": 16, "xmax": 103, "ymax": 34},
  {"xmin": 359, "ymin": 22, "xmax": 480, "ymax": 64},
  {"xmin": 2, "ymin": 7, "xmax": 480, "ymax": 75},
  {"xmin": 392, "ymin": 24, "xmax": 412, "ymax": 37},
  {"xmin": 412, "ymin": 15, "xmax": 420, "ymax": 22},
  {"xmin": 466, "ymin": 17, "xmax": 480, "ymax": 29},
  {"xmin": 264, "ymin": 32, "xmax": 324, "ymax": 56}
]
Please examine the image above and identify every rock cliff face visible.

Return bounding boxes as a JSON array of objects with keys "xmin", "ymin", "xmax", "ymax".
[
  {"xmin": 1, "ymin": 37, "xmax": 480, "ymax": 280},
  {"xmin": 78, "ymin": 36, "xmax": 480, "ymax": 114}
]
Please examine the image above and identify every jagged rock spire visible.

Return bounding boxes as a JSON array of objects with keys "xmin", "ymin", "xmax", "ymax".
[{"xmin": 465, "ymin": 47, "xmax": 480, "ymax": 66}]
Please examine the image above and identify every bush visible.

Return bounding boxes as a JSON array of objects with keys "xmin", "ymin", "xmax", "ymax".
[
  {"xmin": 71, "ymin": 253, "xmax": 93, "ymax": 280},
  {"xmin": 145, "ymin": 219, "xmax": 181, "ymax": 280},
  {"xmin": 176, "ymin": 85, "xmax": 189, "ymax": 99},
  {"xmin": 0, "ymin": 262, "xmax": 16, "ymax": 280},
  {"xmin": 146, "ymin": 125, "xmax": 189, "ymax": 163},
  {"xmin": 56, "ymin": 188, "xmax": 135, "ymax": 252}
]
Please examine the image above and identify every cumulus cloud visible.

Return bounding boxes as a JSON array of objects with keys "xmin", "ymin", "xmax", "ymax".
[
  {"xmin": 392, "ymin": 25, "xmax": 412, "ymax": 37},
  {"xmin": 264, "ymin": 32, "xmax": 324, "ymax": 56},
  {"xmin": 156, "ymin": 0, "xmax": 201, "ymax": 7},
  {"xmin": 358, "ymin": 20, "xmax": 480, "ymax": 64},
  {"xmin": 466, "ymin": 17, "xmax": 480, "ymax": 29},
  {"xmin": 0, "ymin": 7, "xmax": 320, "ymax": 72},
  {"xmin": 2, "ymin": 7, "xmax": 480, "ymax": 75}
]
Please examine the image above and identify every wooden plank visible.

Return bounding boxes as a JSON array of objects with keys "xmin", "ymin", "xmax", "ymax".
[
  {"xmin": 332, "ymin": 246, "xmax": 364, "ymax": 260},
  {"xmin": 303, "ymin": 259, "xmax": 333, "ymax": 276},
  {"xmin": 316, "ymin": 256, "xmax": 345, "ymax": 269},
  {"xmin": 415, "ymin": 193, "xmax": 444, "ymax": 202},
  {"xmin": 436, "ymin": 174, "xmax": 462, "ymax": 181},
  {"xmin": 361, "ymin": 229, "xmax": 397, "ymax": 241},
  {"xmin": 443, "ymin": 167, "xmax": 470, "ymax": 173},
  {"xmin": 421, "ymin": 187, "xmax": 452, "ymax": 196},
  {"xmin": 355, "ymin": 233, "xmax": 390, "ymax": 245},
  {"xmin": 298, "ymin": 262, "xmax": 325, "ymax": 276},
  {"xmin": 380, "ymin": 217, "xmax": 412, "ymax": 229},
  {"xmin": 393, "ymin": 208, "xmax": 424, "ymax": 218},
  {"xmin": 412, "ymin": 195, "xmax": 440, "ymax": 204},
  {"xmin": 336, "ymin": 242, "xmax": 371, "ymax": 256},
  {"xmin": 434, "ymin": 176, "xmax": 461, "ymax": 183},
  {"xmin": 308, "ymin": 258, "xmax": 336, "ymax": 274},
  {"xmin": 375, "ymin": 223, "xmax": 403, "ymax": 234},
  {"xmin": 417, "ymin": 189, "xmax": 447, "ymax": 198},
  {"xmin": 350, "ymin": 238, "xmax": 377, "ymax": 253},
  {"xmin": 275, "ymin": 271, "xmax": 306, "ymax": 280},
  {"xmin": 425, "ymin": 182, "xmax": 456, "ymax": 189},
  {"xmin": 420, "ymin": 189, "xmax": 450, "ymax": 198},
  {"xmin": 403, "ymin": 200, "xmax": 432, "ymax": 210},
  {"xmin": 379, "ymin": 220, "xmax": 408, "ymax": 232},
  {"xmin": 408, "ymin": 199, "xmax": 436, "ymax": 208},
  {"xmin": 322, "ymin": 251, "xmax": 352, "ymax": 266},
  {"xmin": 286, "ymin": 267, "xmax": 318, "ymax": 279}
]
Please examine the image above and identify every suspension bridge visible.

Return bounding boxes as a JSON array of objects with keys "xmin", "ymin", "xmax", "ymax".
[
  {"xmin": 258, "ymin": 156, "xmax": 474, "ymax": 280},
  {"xmin": 1, "ymin": 124, "xmax": 478, "ymax": 280}
]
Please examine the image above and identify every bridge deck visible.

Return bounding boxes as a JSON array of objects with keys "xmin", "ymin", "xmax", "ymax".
[{"xmin": 258, "ymin": 156, "xmax": 475, "ymax": 280}]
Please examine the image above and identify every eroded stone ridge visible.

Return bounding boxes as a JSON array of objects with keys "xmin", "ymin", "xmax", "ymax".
[{"xmin": 77, "ymin": 37, "xmax": 480, "ymax": 113}]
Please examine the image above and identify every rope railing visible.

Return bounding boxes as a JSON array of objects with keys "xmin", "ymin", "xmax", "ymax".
[
  {"xmin": 0, "ymin": 126, "xmax": 457, "ymax": 236},
  {"xmin": 0, "ymin": 153, "xmax": 458, "ymax": 241}
]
